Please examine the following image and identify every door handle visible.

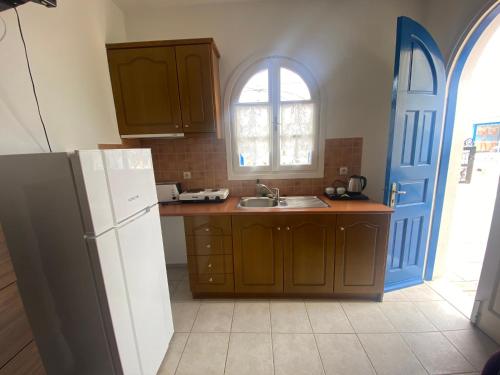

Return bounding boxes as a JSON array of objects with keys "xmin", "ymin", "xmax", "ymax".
[{"xmin": 389, "ymin": 182, "xmax": 407, "ymax": 208}]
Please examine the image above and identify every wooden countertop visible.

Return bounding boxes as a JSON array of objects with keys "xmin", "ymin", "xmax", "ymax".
[{"xmin": 159, "ymin": 196, "xmax": 393, "ymax": 216}]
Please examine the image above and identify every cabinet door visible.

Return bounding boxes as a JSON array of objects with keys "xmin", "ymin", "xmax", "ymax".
[
  {"xmin": 335, "ymin": 214, "xmax": 390, "ymax": 295},
  {"xmin": 232, "ymin": 216, "xmax": 283, "ymax": 294},
  {"xmin": 107, "ymin": 47, "xmax": 182, "ymax": 135},
  {"xmin": 175, "ymin": 44, "xmax": 215, "ymax": 133},
  {"xmin": 283, "ymin": 215, "xmax": 336, "ymax": 294}
]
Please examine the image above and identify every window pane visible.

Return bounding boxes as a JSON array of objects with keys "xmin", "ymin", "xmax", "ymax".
[
  {"xmin": 239, "ymin": 70, "xmax": 269, "ymax": 103},
  {"xmin": 280, "ymin": 103, "xmax": 314, "ymax": 165},
  {"xmin": 236, "ymin": 105, "xmax": 270, "ymax": 166},
  {"xmin": 280, "ymin": 68, "xmax": 311, "ymax": 101}
]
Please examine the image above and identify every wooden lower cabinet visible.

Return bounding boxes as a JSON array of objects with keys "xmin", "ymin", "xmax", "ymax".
[
  {"xmin": 183, "ymin": 212, "xmax": 390, "ymax": 299},
  {"xmin": 334, "ymin": 214, "xmax": 390, "ymax": 297},
  {"xmin": 184, "ymin": 216, "xmax": 234, "ymax": 295},
  {"xmin": 232, "ymin": 216, "xmax": 283, "ymax": 294},
  {"xmin": 283, "ymin": 215, "xmax": 336, "ymax": 294}
]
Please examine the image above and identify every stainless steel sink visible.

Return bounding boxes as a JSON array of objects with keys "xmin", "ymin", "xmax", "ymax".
[
  {"xmin": 238, "ymin": 197, "xmax": 278, "ymax": 207},
  {"xmin": 237, "ymin": 196, "xmax": 329, "ymax": 209}
]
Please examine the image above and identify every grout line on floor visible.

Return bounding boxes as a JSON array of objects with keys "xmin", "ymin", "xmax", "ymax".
[
  {"xmin": 440, "ymin": 329, "xmax": 479, "ymax": 371},
  {"xmin": 222, "ymin": 302, "xmax": 235, "ymax": 374},
  {"xmin": 305, "ymin": 302, "xmax": 327, "ymax": 375},
  {"xmin": 398, "ymin": 332, "xmax": 432, "ymax": 375},
  {"xmin": 173, "ymin": 332, "xmax": 190, "ymax": 375},
  {"xmin": 339, "ymin": 302, "xmax": 378, "ymax": 374}
]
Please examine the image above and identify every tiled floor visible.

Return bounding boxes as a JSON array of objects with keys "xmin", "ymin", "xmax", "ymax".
[{"xmin": 160, "ymin": 265, "xmax": 498, "ymax": 375}]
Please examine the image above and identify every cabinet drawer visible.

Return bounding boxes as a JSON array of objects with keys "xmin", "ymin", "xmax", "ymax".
[
  {"xmin": 189, "ymin": 273, "xmax": 234, "ymax": 294},
  {"xmin": 186, "ymin": 235, "xmax": 232, "ymax": 255},
  {"xmin": 184, "ymin": 216, "xmax": 231, "ymax": 236},
  {"xmin": 188, "ymin": 255, "xmax": 233, "ymax": 275}
]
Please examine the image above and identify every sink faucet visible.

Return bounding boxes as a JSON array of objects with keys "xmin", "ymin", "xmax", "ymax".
[{"xmin": 256, "ymin": 181, "xmax": 280, "ymax": 203}]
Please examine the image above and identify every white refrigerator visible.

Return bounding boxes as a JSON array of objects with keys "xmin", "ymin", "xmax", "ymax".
[{"xmin": 0, "ymin": 149, "xmax": 173, "ymax": 375}]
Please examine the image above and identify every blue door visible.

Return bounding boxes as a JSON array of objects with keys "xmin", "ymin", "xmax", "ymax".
[{"xmin": 384, "ymin": 17, "xmax": 446, "ymax": 291}]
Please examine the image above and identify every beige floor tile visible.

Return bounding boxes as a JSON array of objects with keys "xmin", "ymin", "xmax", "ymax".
[
  {"xmin": 225, "ymin": 333, "xmax": 274, "ymax": 375},
  {"xmin": 168, "ymin": 280, "xmax": 180, "ymax": 299},
  {"xmin": 232, "ymin": 302, "xmax": 271, "ymax": 333},
  {"xmin": 341, "ymin": 302, "xmax": 395, "ymax": 333},
  {"xmin": 305, "ymin": 302, "xmax": 353, "ymax": 333},
  {"xmin": 172, "ymin": 301, "xmax": 200, "ymax": 332},
  {"xmin": 166, "ymin": 264, "xmax": 188, "ymax": 281},
  {"xmin": 157, "ymin": 333, "xmax": 189, "ymax": 375},
  {"xmin": 171, "ymin": 279, "xmax": 193, "ymax": 301},
  {"xmin": 402, "ymin": 332, "xmax": 474, "ymax": 374},
  {"xmin": 358, "ymin": 333, "xmax": 427, "ymax": 375},
  {"xmin": 175, "ymin": 333, "xmax": 229, "ymax": 375},
  {"xmin": 316, "ymin": 334, "xmax": 375, "ymax": 375},
  {"xmin": 443, "ymin": 329, "xmax": 499, "ymax": 371},
  {"xmin": 379, "ymin": 301, "xmax": 437, "ymax": 332},
  {"xmin": 382, "ymin": 289, "xmax": 408, "ymax": 301},
  {"xmin": 415, "ymin": 300, "xmax": 473, "ymax": 330},
  {"xmin": 270, "ymin": 302, "xmax": 312, "ymax": 333},
  {"xmin": 401, "ymin": 284, "xmax": 443, "ymax": 301},
  {"xmin": 192, "ymin": 302, "xmax": 234, "ymax": 332},
  {"xmin": 272, "ymin": 333, "xmax": 324, "ymax": 375}
]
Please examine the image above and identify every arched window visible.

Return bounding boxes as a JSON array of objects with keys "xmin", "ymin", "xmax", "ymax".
[{"xmin": 226, "ymin": 57, "xmax": 322, "ymax": 179}]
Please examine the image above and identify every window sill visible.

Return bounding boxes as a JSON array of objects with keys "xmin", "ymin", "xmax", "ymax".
[{"xmin": 227, "ymin": 169, "xmax": 324, "ymax": 181}]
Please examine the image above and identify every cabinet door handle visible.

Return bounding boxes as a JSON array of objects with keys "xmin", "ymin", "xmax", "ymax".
[
  {"xmin": 205, "ymin": 228, "xmax": 210, "ymax": 232},
  {"xmin": 175, "ymin": 125, "xmax": 179, "ymax": 129},
  {"xmin": 185, "ymin": 124, "xmax": 190, "ymax": 128},
  {"xmin": 208, "ymin": 277, "xmax": 213, "ymax": 283},
  {"xmin": 276, "ymin": 227, "xmax": 281, "ymax": 231},
  {"xmin": 286, "ymin": 226, "xmax": 290, "ymax": 231},
  {"xmin": 206, "ymin": 244, "xmax": 211, "ymax": 248},
  {"xmin": 207, "ymin": 263, "xmax": 212, "ymax": 268},
  {"xmin": 339, "ymin": 226, "xmax": 345, "ymax": 231}
]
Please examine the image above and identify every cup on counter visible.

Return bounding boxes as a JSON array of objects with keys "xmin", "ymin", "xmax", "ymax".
[
  {"xmin": 336, "ymin": 187, "xmax": 346, "ymax": 195},
  {"xmin": 325, "ymin": 187, "xmax": 335, "ymax": 195}
]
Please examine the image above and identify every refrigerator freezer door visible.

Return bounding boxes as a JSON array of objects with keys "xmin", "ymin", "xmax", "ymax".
[
  {"xmin": 102, "ymin": 149, "xmax": 158, "ymax": 224},
  {"xmin": 72, "ymin": 150, "xmax": 114, "ymax": 236},
  {"xmin": 115, "ymin": 204, "xmax": 173, "ymax": 375},
  {"xmin": 88, "ymin": 230, "xmax": 142, "ymax": 375}
]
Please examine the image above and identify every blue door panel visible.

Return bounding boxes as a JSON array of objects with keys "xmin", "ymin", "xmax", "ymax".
[{"xmin": 384, "ymin": 17, "xmax": 446, "ymax": 291}]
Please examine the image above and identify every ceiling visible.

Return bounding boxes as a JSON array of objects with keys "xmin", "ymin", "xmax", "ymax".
[{"xmin": 113, "ymin": 0, "xmax": 266, "ymax": 10}]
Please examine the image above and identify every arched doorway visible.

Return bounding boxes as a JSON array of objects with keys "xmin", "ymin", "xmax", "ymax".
[{"xmin": 425, "ymin": 2, "xmax": 500, "ymax": 317}]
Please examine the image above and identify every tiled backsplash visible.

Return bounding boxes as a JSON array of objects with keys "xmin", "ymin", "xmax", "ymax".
[{"xmin": 139, "ymin": 135, "xmax": 362, "ymax": 196}]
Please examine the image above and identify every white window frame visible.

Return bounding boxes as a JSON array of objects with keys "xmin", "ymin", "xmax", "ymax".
[{"xmin": 224, "ymin": 56, "xmax": 325, "ymax": 180}]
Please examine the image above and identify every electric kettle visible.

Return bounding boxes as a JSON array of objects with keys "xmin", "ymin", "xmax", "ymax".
[{"xmin": 347, "ymin": 175, "xmax": 367, "ymax": 194}]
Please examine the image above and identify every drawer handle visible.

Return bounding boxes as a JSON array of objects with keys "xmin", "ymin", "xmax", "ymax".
[
  {"xmin": 206, "ymin": 244, "xmax": 211, "ymax": 248},
  {"xmin": 208, "ymin": 277, "xmax": 213, "ymax": 283},
  {"xmin": 208, "ymin": 263, "xmax": 212, "ymax": 268},
  {"xmin": 286, "ymin": 226, "xmax": 290, "ymax": 231},
  {"xmin": 175, "ymin": 125, "xmax": 179, "ymax": 129},
  {"xmin": 205, "ymin": 228, "xmax": 210, "ymax": 232},
  {"xmin": 277, "ymin": 227, "xmax": 281, "ymax": 231},
  {"xmin": 185, "ymin": 124, "xmax": 190, "ymax": 128},
  {"xmin": 340, "ymin": 226, "xmax": 345, "ymax": 231}
]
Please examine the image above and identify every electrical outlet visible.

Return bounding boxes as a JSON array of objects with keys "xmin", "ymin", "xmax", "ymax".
[
  {"xmin": 183, "ymin": 171, "xmax": 192, "ymax": 179},
  {"xmin": 339, "ymin": 166, "xmax": 348, "ymax": 176}
]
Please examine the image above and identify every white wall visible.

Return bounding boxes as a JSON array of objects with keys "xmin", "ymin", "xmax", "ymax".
[
  {"xmin": 0, "ymin": 0, "xmax": 126, "ymax": 155},
  {"xmin": 122, "ymin": 0, "xmax": 488, "ymax": 201}
]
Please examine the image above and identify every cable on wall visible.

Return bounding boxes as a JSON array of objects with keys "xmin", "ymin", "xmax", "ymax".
[{"xmin": 14, "ymin": 7, "xmax": 52, "ymax": 152}]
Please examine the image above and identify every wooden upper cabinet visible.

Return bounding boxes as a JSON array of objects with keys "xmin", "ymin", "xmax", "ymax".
[
  {"xmin": 176, "ymin": 44, "xmax": 218, "ymax": 133},
  {"xmin": 106, "ymin": 39, "xmax": 222, "ymax": 137},
  {"xmin": 232, "ymin": 216, "xmax": 283, "ymax": 294},
  {"xmin": 334, "ymin": 214, "xmax": 390, "ymax": 296},
  {"xmin": 107, "ymin": 47, "xmax": 182, "ymax": 135},
  {"xmin": 283, "ymin": 215, "xmax": 336, "ymax": 294}
]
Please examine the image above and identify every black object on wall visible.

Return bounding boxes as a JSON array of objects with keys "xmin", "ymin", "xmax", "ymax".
[{"xmin": 0, "ymin": 0, "xmax": 56, "ymax": 12}]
